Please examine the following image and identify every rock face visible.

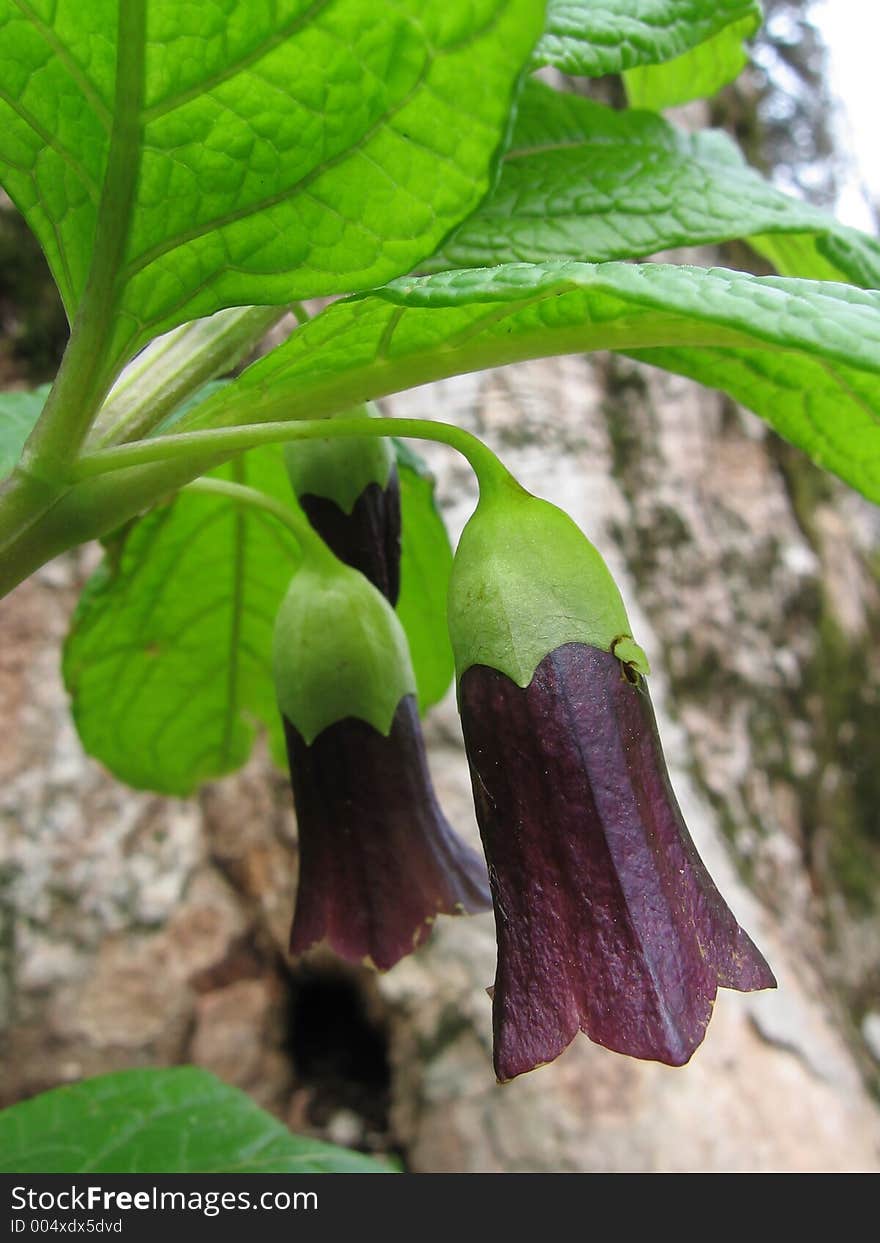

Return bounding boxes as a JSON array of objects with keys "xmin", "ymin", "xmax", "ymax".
[{"xmin": 2, "ymin": 346, "xmax": 879, "ymax": 1171}]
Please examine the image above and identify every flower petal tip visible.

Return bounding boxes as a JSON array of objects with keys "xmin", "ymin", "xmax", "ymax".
[
  {"xmin": 460, "ymin": 642, "xmax": 776, "ymax": 1078},
  {"xmin": 285, "ymin": 694, "xmax": 490, "ymax": 973}
]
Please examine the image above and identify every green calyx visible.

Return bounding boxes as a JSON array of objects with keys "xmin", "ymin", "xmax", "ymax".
[
  {"xmin": 447, "ymin": 477, "xmax": 650, "ymax": 687},
  {"xmin": 283, "ymin": 403, "xmax": 394, "ymax": 514},
  {"xmin": 272, "ymin": 554, "xmax": 416, "ymax": 745}
]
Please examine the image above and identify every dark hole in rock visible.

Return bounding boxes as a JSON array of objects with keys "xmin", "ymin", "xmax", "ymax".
[{"xmin": 285, "ymin": 966, "xmax": 400, "ymax": 1159}]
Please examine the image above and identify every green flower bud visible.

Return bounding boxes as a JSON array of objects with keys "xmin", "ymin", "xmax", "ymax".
[
  {"xmin": 283, "ymin": 403, "xmax": 394, "ymax": 515},
  {"xmin": 447, "ymin": 476, "xmax": 650, "ymax": 687},
  {"xmin": 284, "ymin": 403, "xmax": 401, "ymax": 603},
  {"xmin": 273, "ymin": 544, "xmax": 490, "ymax": 971},
  {"xmin": 273, "ymin": 554, "xmax": 415, "ymax": 744}
]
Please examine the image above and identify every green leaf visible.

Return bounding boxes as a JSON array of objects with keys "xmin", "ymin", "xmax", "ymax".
[
  {"xmin": 624, "ymin": 339, "xmax": 880, "ymax": 492},
  {"xmin": 748, "ymin": 228, "xmax": 880, "ymax": 287},
  {"xmin": 178, "ymin": 261, "xmax": 880, "ymax": 507},
  {"xmin": 0, "ymin": 384, "xmax": 49, "ymax": 480},
  {"xmin": 534, "ymin": 0, "xmax": 761, "ymax": 79},
  {"xmin": 63, "ymin": 445, "xmax": 300, "ymax": 797},
  {"xmin": 428, "ymin": 82, "xmax": 880, "ymax": 287},
  {"xmin": 396, "ymin": 445, "xmax": 455, "ymax": 710},
  {"xmin": 0, "ymin": 0, "xmax": 544, "ymax": 373},
  {"xmin": 0, "ymin": 1067, "xmax": 390, "ymax": 1173},
  {"xmin": 623, "ymin": 11, "xmax": 759, "ymax": 109}
]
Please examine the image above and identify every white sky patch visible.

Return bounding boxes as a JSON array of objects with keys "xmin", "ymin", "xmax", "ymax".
[{"xmin": 810, "ymin": 0, "xmax": 880, "ymax": 231}]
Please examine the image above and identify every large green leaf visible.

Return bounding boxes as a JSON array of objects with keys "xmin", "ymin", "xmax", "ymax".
[
  {"xmin": 0, "ymin": 384, "xmax": 49, "ymax": 480},
  {"xmin": 623, "ymin": 11, "xmax": 759, "ymax": 109},
  {"xmin": 395, "ymin": 443, "xmax": 455, "ymax": 710},
  {"xmin": 175, "ymin": 262, "xmax": 880, "ymax": 507},
  {"xmin": 0, "ymin": 0, "xmax": 543, "ymax": 373},
  {"xmin": 534, "ymin": 0, "xmax": 760, "ymax": 79},
  {"xmin": 0, "ymin": 1067, "xmax": 390, "ymax": 1173},
  {"xmin": 63, "ymin": 445, "xmax": 300, "ymax": 796},
  {"xmin": 429, "ymin": 82, "xmax": 880, "ymax": 287}
]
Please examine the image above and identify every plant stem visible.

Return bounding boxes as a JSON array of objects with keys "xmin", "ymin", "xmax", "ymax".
[
  {"xmin": 74, "ymin": 416, "xmax": 512, "ymax": 496},
  {"xmin": 184, "ymin": 477, "xmax": 333, "ymax": 565},
  {"xmin": 0, "ymin": 468, "xmax": 64, "ymax": 563},
  {"xmin": 0, "ymin": 412, "xmax": 510, "ymax": 600}
]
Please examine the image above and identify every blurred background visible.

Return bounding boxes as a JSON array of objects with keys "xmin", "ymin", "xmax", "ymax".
[{"xmin": 1, "ymin": 0, "xmax": 879, "ymax": 1171}]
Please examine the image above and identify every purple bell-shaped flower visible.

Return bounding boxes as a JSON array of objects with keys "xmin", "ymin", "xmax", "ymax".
[{"xmin": 449, "ymin": 476, "xmax": 774, "ymax": 1079}]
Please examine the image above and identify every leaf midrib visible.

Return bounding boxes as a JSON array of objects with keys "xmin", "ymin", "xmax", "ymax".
[
  {"xmin": 119, "ymin": 56, "xmax": 434, "ymax": 284},
  {"xmin": 21, "ymin": 0, "xmax": 148, "ymax": 470}
]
